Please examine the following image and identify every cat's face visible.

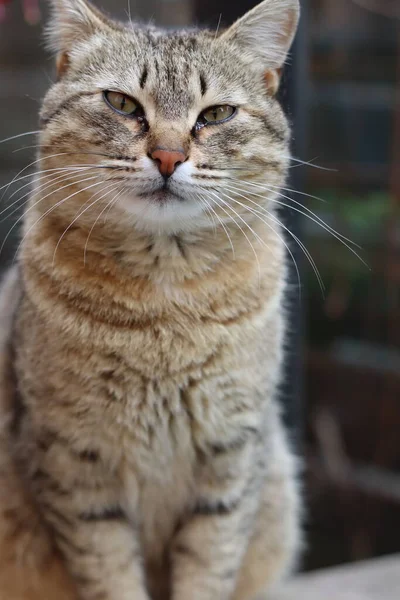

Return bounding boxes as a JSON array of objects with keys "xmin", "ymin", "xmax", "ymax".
[{"xmin": 38, "ymin": 0, "xmax": 299, "ymax": 235}]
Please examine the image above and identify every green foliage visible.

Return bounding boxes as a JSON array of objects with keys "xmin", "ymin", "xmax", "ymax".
[
  {"xmin": 306, "ymin": 189, "xmax": 392, "ymax": 244},
  {"xmin": 300, "ymin": 189, "xmax": 396, "ymax": 295}
]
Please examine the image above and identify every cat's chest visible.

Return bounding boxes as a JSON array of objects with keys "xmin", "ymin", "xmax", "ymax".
[
  {"xmin": 103, "ymin": 374, "xmax": 217, "ymax": 464},
  {"xmin": 111, "ymin": 381, "xmax": 206, "ymax": 555}
]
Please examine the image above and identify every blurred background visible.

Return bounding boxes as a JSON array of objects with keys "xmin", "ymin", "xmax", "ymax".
[{"xmin": 0, "ymin": 0, "xmax": 399, "ymax": 575}]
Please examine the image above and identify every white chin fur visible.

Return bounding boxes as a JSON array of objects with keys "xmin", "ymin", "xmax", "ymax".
[
  {"xmin": 117, "ymin": 191, "xmax": 209, "ymax": 235},
  {"xmin": 115, "ymin": 159, "xmax": 212, "ymax": 234}
]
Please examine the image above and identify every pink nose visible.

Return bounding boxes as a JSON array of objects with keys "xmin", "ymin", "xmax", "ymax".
[{"xmin": 150, "ymin": 148, "xmax": 187, "ymax": 177}]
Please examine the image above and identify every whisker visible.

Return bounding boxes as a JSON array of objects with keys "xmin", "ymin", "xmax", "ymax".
[
  {"xmin": 13, "ymin": 147, "xmax": 132, "ymax": 163},
  {"xmin": 2, "ymin": 150, "xmax": 127, "ymax": 202},
  {"xmin": 200, "ymin": 193, "xmax": 236, "ymax": 258},
  {"xmin": 223, "ymin": 190, "xmax": 304, "ymax": 289},
  {"xmin": 227, "ymin": 178, "xmax": 327, "ymax": 205},
  {"xmin": 4, "ymin": 166, "xmax": 98, "ymax": 206},
  {"xmin": 0, "ymin": 168, "xmax": 100, "ymax": 221},
  {"xmin": 221, "ymin": 189, "xmax": 322, "ymax": 296},
  {"xmin": 83, "ymin": 186, "xmax": 125, "ymax": 266},
  {"xmin": 0, "ymin": 165, "xmax": 102, "ymax": 197},
  {"xmin": 1, "ymin": 152, "xmax": 88, "ymax": 201},
  {"xmin": 1, "ymin": 174, "xmax": 101, "ymax": 231},
  {"xmin": 12, "ymin": 179, "xmax": 106, "ymax": 265},
  {"xmin": 269, "ymin": 185, "xmax": 327, "ymax": 204},
  {"xmin": 0, "ymin": 130, "xmax": 40, "ymax": 146},
  {"xmin": 52, "ymin": 181, "xmax": 119, "ymax": 266},
  {"xmin": 226, "ymin": 182, "xmax": 367, "ymax": 266},
  {"xmin": 206, "ymin": 190, "xmax": 269, "ymax": 283},
  {"xmin": 126, "ymin": 0, "xmax": 133, "ymax": 27},
  {"xmin": 216, "ymin": 189, "xmax": 301, "ymax": 295},
  {"xmin": 213, "ymin": 13, "xmax": 222, "ymax": 41},
  {"xmin": 223, "ymin": 167, "xmax": 259, "ymax": 172},
  {"xmin": 101, "ymin": 185, "xmax": 127, "ymax": 224},
  {"xmin": 13, "ymin": 181, "xmax": 104, "ymax": 260},
  {"xmin": 284, "ymin": 155, "xmax": 337, "ymax": 172},
  {"xmin": 197, "ymin": 196, "xmax": 217, "ymax": 231},
  {"xmin": 0, "ymin": 154, "xmax": 105, "ymax": 199},
  {"xmin": 270, "ymin": 211, "xmax": 324, "ymax": 296}
]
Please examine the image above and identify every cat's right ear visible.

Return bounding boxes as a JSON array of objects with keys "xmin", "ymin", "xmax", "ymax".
[
  {"xmin": 220, "ymin": 0, "xmax": 300, "ymax": 95},
  {"xmin": 47, "ymin": 0, "xmax": 113, "ymax": 77}
]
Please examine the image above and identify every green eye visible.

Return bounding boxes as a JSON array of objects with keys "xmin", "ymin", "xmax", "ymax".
[
  {"xmin": 104, "ymin": 90, "xmax": 141, "ymax": 116},
  {"xmin": 200, "ymin": 105, "xmax": 236, "ymax": 125}
]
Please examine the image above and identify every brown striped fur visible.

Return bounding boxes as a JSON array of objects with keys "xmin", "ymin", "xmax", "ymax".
[{"xmin": 0, "ymin": 1, "xmax": 301, "ymax": 599}]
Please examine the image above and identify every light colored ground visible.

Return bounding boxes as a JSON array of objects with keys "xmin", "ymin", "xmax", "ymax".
[{"xmin": 272, "ymin": 554, "xmax": 400, "ymax": 600}]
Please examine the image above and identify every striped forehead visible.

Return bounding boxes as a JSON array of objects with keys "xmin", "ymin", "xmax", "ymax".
[{"xmin": 138, "ymin": 34, "xmax": 202, "ymax": 118}]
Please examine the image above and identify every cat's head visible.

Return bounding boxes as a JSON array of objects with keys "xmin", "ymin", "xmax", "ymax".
[{"xmin": 38, "ymin": 0, "xmax": 299, "ymax": 235}]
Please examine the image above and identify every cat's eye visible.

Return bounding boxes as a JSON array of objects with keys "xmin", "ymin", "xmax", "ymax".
[
  {"xmin": 103, "ymin": 90, "xmax": 143, "ymax": 118},
  {"xmin": 197, "ymin": 105, "xmax": 236, "ymax": 128}
]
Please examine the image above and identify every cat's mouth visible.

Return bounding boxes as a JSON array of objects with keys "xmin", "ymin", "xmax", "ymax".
[{"xmin": 137, "ymin": 186, "xmax": 183, "ymax": 203}]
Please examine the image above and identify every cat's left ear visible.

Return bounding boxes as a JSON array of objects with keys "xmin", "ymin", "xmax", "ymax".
[
  {"xmin": 220, "ymin": 0, "xmax": 300, "ymax": 95},
  {"xmin": 46, "ymin": 0, "xmax": 114, "ymax": 77}
]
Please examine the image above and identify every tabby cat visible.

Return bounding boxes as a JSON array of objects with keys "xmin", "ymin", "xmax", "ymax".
[{"xmin": 0, "ymin": 1, "xmax": 301, "ymax": 599}]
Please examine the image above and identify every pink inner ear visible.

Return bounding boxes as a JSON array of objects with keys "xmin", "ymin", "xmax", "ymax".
[
  {"xmin": 56, "ymin": 53, "xmax": 70, "ymax": 79},
  {"xmin": 264, "ymin": 70, "xmax": 281, "ymax": 95}
]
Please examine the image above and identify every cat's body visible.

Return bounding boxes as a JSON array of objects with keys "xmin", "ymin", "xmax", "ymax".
[{"xmin": 0, "ymin": 1, "xmax": 301, "ymax": 599}]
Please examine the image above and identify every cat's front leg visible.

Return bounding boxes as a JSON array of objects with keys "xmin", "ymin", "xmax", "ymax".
[
  {"xmin": 170, "ymin": 434, "xmax": 262, "ymax": 600},
  {"xmin": 29, "ymin": 436, "xmax": 149, "ymax": 600}
]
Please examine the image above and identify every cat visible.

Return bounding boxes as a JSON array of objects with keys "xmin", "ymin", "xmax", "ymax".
[{"xmin": 0, "ymin": 1, "xmax": 301, "ymax": 599}]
